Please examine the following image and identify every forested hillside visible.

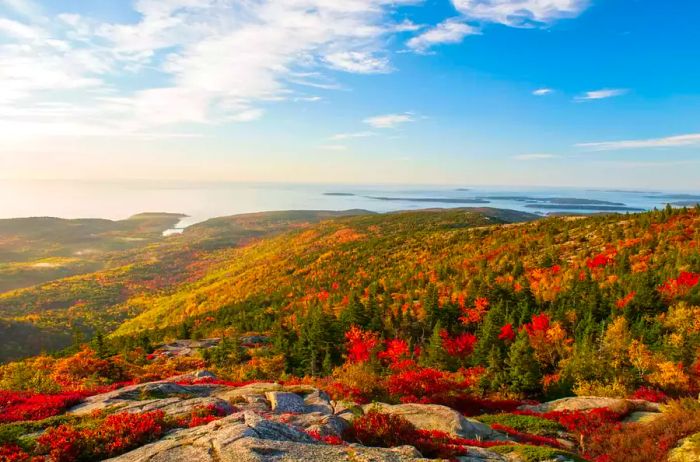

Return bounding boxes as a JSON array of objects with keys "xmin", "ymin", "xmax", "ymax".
[
  {"xmin": 1, "ymin": 206, "xmax": 700, "ymax": 461},
  {"xmin": 3, "ymin": 205, "xmax": 699, "ymax": 397},
  {"xmin": 0, "ymin": 210, "xmax": 372, "ymax": 360}
]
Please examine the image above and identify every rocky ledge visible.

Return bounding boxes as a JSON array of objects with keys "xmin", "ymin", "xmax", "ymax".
[{"xmin": 65, "ymin": 371, "xmax": 662, "ymax": 462}]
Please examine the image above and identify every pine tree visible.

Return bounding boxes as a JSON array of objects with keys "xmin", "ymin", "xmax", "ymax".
[
  {"xmin": 506, "ymin": 331, "xmax": 542, "ymax": 395},
  {"xmin": 423, "ymin": 283, "xmax": 439, "ymax": 329},
  {"xmin": 420, "ymin": 322, "xmax": 447, "ymax": 368},
  {"xmin": 340, "ymin": 292, "xmax": 368, "ymax": 329}
]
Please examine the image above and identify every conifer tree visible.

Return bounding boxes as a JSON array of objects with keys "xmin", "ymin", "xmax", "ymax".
[{"xmin": 506, "ymin": 330, "xmax": 542, "ymax": 395}]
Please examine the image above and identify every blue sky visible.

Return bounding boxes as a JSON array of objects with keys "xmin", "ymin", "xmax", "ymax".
[{"xmin": 0, "ymin": 0, "xmax": 699, "ymax": 189}]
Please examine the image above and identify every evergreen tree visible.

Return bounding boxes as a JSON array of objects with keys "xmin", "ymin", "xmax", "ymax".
[
  {"xmin": 340, "ymin": 292, "xmax": 368, "ymax": 329},
  {"xmin": 420, "ymin": 322, "xmax": 447, "ymax": 368},
  {"xmin": 506, "ymin": 331, "xmax": 542, "ymax": 395}
]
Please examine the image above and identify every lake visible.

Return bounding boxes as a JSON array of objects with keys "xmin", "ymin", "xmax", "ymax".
[{"xmin": 1, "ymin": 180, "xmax": 698, "ymax": 231}]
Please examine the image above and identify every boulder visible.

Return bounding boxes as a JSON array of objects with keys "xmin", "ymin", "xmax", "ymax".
[
  {"xmin": 518, "ymin": 396, "xmax": 660, "ymax": 414},
  {"xmin": 68, "ymin": 380, "xmax": 229, "ymax": 416},
  {"xmin": 361, "ymin": 403, "xmax": 508, "ymax": 441},
  {"xmin": 266, "ymin": 391, "xmax": 306, "ymax": 413},
  {"xmin": 215, "ymin": 382, "xmax": 283, "ymax": 401},
  {"xmin": 303, "ymin": 389, "xmax": 334, "ymax": 414},
  {"xmin": 104, "ymin": 411, "xmax": 435, "ymax": 462}
]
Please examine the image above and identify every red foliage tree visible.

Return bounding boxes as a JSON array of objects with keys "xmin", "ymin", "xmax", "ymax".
[{"xmin": 344, "ymin": 326, "xmax": 380, "ymax": 364}]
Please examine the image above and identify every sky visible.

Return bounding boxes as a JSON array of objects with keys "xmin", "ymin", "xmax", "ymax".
[{"xmin": 0, "ymin": 0, "xmax": 698, "ymax": 189}]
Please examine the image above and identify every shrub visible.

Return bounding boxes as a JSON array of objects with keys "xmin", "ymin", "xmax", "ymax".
[
  {"xmin": 584, "ymin": 399, "xmax": 700, "ymax": 462},
  {"xmin": 330, "ymin": 362, "xmax": 385, "ymax": 402},
  {"xmin": 343, "ymin": 409, "xmax": 417, "ymax": 449},
  {"xmin": 0, "ymin": 391, "xmax": 84, "ymax": 424},
  {"xmin": 35, "ymin": 410, "xmax": 166, "ymax": 462},
  {"xmin": 630, "ymin": 386, "xmax": 668, "ymax": 403},
  {"xmin": 344, "ymin": 410, "xmax": 510, "ymax": 459},
  {"xmin": 170, "ymin": 404, "xmax": 230, "ymax": 428}
]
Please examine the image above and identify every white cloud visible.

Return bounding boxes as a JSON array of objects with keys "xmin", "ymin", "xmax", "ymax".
[
  {"xmin": 364, "ymin": 113, "xmax": 415, "ymax": 129},
  {"xmin": 0, "ymin": 0, "xmax": 424, "ymax": 139},
  {"xmin": 332, "ymin": 131, "xmax": 376, "ymax": 140},
  {"xmin": 324, "ymin": 51, "xmax": 391, "ymax": 74},
  {"xmin": 577, "ymin": 133, "xmax": 700, "ymax": 151},
  {"xmin": 513, "ymin": 153, "xmax": 559, "ymax": 160},
  {"xmin": 452, "ymin": 0, "xmax": 589, "ymax": 26},
  {"xmin": 407, "ymin": 19, "xmax": 479, "ymax": 52},
  {"xmin": 575, "ymin": 88, "xmax": 628, "ymax": 101},
  {"xmin": 532, "ymin": 88, "xmax": 553, "ymax": 96}
]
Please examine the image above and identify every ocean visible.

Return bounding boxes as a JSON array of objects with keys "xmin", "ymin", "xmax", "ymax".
[{"xmin": 2, "ymin": 180, "xmax": 698, "ymax": 232}]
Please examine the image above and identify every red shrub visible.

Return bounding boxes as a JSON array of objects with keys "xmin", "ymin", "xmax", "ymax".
[
  {"xmin": 173, "ymin": 404, "xmax": 230, "ymax": 428},
  {"xmin": 345, "ymin": 326, "xmax": 380, "ymax": 364},
  {"xmin": 344, "ymin": 410, "xmax": 418, "ymax": 448},
  {"xmin": 0, "ymin": 444, "xmax": 36, "ymax": 462},
  {"xmin": 305, "ymin": 430, "xmax": 345, "ymax": 445},
  {"xmin": 0, "ymin": 391, "xmax": 84, "ymax": 424},
  {"xmin": 345, "ymin": 411, "xmax": 511, "ymax": 459},
  {"xmin": 36, "ymin": 410, "xmax": 166, "ymax": 462},
  {"xmin": 630, "ymin": 387, "xmax": 668, "ymax": 403},
  {"xmin": 615, "ymin": 292, "xmax": 636, "ymax": 309},
  {"xmin": 523, "ymin": 313, "xmax": 551, "ymax": 337},
  {"xmin": 378, "ymin": 339, "xmax": 410, "ymax": 366},
  {"xmin": 498, "ymin": 323, "xmax": 516, "ymax": 342},
  {"xmin": 440, "ymin": 331, "xmax": 477, "ymax": 358},
  {"xmin": 387, "ymin": 368, "xmax": 453, "ymax": 402},
  {"xmin": 659, "ymin": 271, "xmax": 700, "ymax": 299}
]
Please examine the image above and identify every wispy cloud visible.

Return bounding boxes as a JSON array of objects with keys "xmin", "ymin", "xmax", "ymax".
[
  {"xmin": 363, "ymin": 113, "xmax": 416, "ymax": 129},
  {"xmin": 407, "ymin": 19, "xmax": 479, "ymax": 52},
  {"xmin": 575, "ymin": 88, "xmax": 628, "ymax": 101},
  {"xmin": 331, "ymin": 131, "xmax": 376, "ymax": 140},
  {"xmin": 324, "ymin": 51, "xmax": 391, "ymax": 74},
  {"xmin": 0, "ymin": 0, "xmax": 424, "ymax": 139},
  {"xmin": 577, "ymin": 133, "xmax": 700, "ymax": 151},
  {"xmin": 532, "ymin": 88, "xmax": 554, "ymax": 96},
  {"xmin": 513, "ymin": 153, "xmax": 559, "ymax": 160},
  {"xmin": 404, "ymin": 0, "xmax": 590, "ymax": 52},
  {"xmin": 451, "ymin": 0, "xmax": 590, "ymax": 26}
]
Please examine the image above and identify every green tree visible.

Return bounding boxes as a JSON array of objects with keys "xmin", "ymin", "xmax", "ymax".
[{"xmin": 506, "ymin": 331, "xmax": 542, "ymax": 396}]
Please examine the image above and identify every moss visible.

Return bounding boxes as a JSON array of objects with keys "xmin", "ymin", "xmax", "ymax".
[
  {"xmin": 477, "ymin": 413, "xmax": 564, "ymax": 436},
  {"xmin": 491, "ymin": 445, "xmax": 586, "ymax": 462},
  {"xmin": 0, "ymin": 414, "xmax": 79, "ymax": 449}
]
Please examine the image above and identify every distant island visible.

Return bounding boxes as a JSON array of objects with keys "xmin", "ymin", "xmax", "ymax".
[
  {"xmin": 478, "ymin": 196, "xmax": 626, "ymax": 206},
  {"xmin": 366, "ymin": 196, "xmax": 489, "ymax": 204},
  {"xmin": 526, "ymin": 204, "xmax": 644, "ymax": 211},
  {"xmin": 323, "ymin": 192, "xmax": 356, "ymax": 196},
  {"xmin": 646, "ymin": 194, "xmax": 700, "ymax": 200}
]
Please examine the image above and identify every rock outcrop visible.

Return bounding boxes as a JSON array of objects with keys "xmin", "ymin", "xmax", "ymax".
[
  {"xmin": 518, "ymin": 396, "xmax": 661, "ymax": 414},
  {"xmin": 362, "ymin": 403, "xmax": 508, "ymax": 441},
  {"xmin": 80, "ymin": 373, "xmax": 511, "ymax": 461}
]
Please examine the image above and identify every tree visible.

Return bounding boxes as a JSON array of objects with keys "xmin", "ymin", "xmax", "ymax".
[
  {"xmin": 420, "ymin": 323, "xmax": 447, "ymax": 369},
  {"xmin": 506, "ymin": 330, "xmax": 542, "ymax": 395},
  {"xmin": 340, "ymin": 293, "xmax": 368, "ymax": 329}
]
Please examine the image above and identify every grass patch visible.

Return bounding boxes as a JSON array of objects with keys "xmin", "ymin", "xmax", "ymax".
[
  {"xmin": 477, "ymin": 413, "xmax": 564, "ymax": 436},
  {"xmin": 491, "ymin": 445, "xmax": 587, "ymax": 462}
]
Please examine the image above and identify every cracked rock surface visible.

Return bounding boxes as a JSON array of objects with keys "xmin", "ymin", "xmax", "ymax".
[{"xmin": 72, "ymin": 372, "xmax": 510, "ymax": 462}]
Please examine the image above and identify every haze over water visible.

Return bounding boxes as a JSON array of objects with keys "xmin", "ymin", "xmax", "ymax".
[{"xmin": 2, "ymin": 180, "xmax": 697, "ymax": 229}]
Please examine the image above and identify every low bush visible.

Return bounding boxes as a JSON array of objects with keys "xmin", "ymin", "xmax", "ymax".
[
  {"xmin": 584, "ymin": 399, "xmax": 700, "ymax": 462},
  {"xmin": 344, "ymin": 409, "xmax": 511, "ymax": 459}
]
